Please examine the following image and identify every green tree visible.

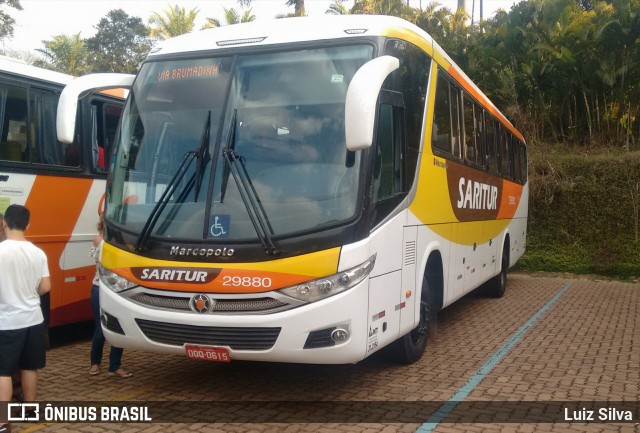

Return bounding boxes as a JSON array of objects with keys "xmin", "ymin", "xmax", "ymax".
[
  {"xmin": 203, "ymin": 7, "xmax": 256, "ymax": 28},
  {"xmin": 239, "ymin": 0, "xmax": 306, "ymax": 17},
  {"xmin": 326, "ymin": 1, "xmax": 350, "ymax": 15},
  {"xmin": 149, "ymin": 4, "xmax": 199, "ymax": 39},
  {"xmin": 34, "ymin": 33, "xmax": 89, "ymax": 75},
  {"xmin": 0, "ymin": 0, "xmax": 21, "ymax": 41},
  {"xmin": 86, "ymin": 9, "xmax": 152, "ymax": 74}
]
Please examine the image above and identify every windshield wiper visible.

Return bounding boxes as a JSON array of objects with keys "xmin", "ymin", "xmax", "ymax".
[
  {"xmin": 135, "ymin": 113, "xmax": 212, "ymax": 252},
  {"xmin": 221, "ymin": 109, "xmax": 279, "ymax": 255},
  {"xmin": 135, "ymin": 149, "xmax": 198, "ymax": 252},
  {"xmin": 194, "ymin": 111, "xmax": 212, "ymax": 200}
]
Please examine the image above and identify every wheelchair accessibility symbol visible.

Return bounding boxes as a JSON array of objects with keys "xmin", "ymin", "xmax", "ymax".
[{"xmin": 208, "ymin": 215, "xmax": 230, "ymax": 238}]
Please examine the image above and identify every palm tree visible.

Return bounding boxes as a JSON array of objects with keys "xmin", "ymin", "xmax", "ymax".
[
  {"xmin": 326, "ymin": 1, "xmax": 350, "ymax": 15},
  {"xmin": 203, "ymin": 7, "xmax": 256, "ymax": 28},
  {"xmin": 35, "ymin": 33, "xmax": 89, "ymax": 75},
  {"xmin": 148, "ymin": 4, "xmax": 199, "ymax": 40},
  {"xmin": 239, "ymin": 0, "xmax": 306, "ymax": 17}
]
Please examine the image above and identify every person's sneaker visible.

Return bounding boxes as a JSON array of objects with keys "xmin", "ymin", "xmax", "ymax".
[{"xmin": 0, "ymin": 423, "xmax": 12, "ymax": 433}]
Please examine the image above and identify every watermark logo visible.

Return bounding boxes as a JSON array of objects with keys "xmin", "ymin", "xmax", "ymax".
[{"xmin": 8, "ymin": 403, "xmax": 40, "ymax": 421}]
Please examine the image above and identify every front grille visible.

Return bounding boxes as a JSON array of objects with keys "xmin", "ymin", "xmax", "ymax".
[
  {"xmin": 136, "ymin": 319, "xmax": 280, "ymax": 350},
  {"xmin": 129, "ymin": 292, "xmax": 289, "ymax": 314}
]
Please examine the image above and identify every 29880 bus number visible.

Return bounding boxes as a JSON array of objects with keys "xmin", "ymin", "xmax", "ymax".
[{"xmin": 222, "ymin": 276, "xmax": 272, "ymax": 288}]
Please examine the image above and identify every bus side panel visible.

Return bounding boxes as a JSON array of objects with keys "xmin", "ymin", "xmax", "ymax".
[
  {"xmin": 21, "ymin": 174, "xmax": 95, "ymax": 326},
  {"xmin": 56, "ymin": 179, "xmax": 107, "ymax": 325}
]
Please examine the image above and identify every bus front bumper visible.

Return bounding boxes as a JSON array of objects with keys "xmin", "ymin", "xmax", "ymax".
[{"xmin": 98, "ymin": 281, "xmax": 370, "ymax": 364}]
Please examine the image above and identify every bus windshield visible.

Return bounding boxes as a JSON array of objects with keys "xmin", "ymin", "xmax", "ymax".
[{"xmin": 106, "ymin": 45, "xmax": 372, "ymax": 242}]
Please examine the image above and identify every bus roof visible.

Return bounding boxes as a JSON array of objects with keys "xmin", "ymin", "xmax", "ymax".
[
  {"xmin": 0, "ymin": 55, "xmax": 74, "ymax": 86},
  {"xmin": 149, "ymin": 15, "xmax": 523, "ymax": 143},
  {"xmin": 151, "ymin": 15, "xmax": 432, "ymax": 57}
]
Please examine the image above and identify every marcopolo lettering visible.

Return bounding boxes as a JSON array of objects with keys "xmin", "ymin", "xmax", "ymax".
[{"xmin": 169, "ymin": 246, "xmax": 235, "ymax": 257}]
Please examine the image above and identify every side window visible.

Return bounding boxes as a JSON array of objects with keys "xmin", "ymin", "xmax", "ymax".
[
  {"xmin": 486, "ymin": 117, "xmax": 498, "ymax": 175},
  {"xmin": 496, "ymin": 124, "xmax": 503, "ymax": 176},
  {"xmin": 513, "ymin": 139, "xmax": 520, "ymax": 183},
  {"xmin": 371, "ymin": 89, "xmax": 405, "ymax": 227},
  {"xmin": 384, "ymin": 39, "xmax": 430, "ymax": 190},
  {"xmin": 373, "ymin": 91, "xmax": 404, "ymax": 202},
  {"xmin": 463, "ymin": 96, "xmax": 477, "ymax": 165},
  {"xmin": 0, "ymin": 83, "xmax": 28, "ymax": 162},
  {"xmin": 474, "ymin": 104, "xmax": 484, "ymax": 167},
  {"xmin": 432, "ymin": 73, "xmax": 452, "ymax": 155},
  {"xmin": 450, "ymin": 85, "xmax": 461, "ymax": 159},
  {"xmin": 519, "ymin": 142, "xmax": 527, "ymax": 183},
  {"xmin": 501, "ymin": 128, "xmax": 511, "ymax": 179},
  {"xmin": 90, "ymin": 101, "xmax": 123, "ymax": 173},
  {"xmin": 30, "ymin": 88, "xmax": 74, "ymax": 166}
]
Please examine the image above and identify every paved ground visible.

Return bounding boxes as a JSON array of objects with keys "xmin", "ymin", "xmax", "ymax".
[{"xmin": 6, "ymin": 273, "xmax": 640, "ymax": 433}]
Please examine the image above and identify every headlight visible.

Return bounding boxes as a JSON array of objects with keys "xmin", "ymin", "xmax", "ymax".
[
  {"xmin": 279, "ymin": 254, "xmax": 375, "ymax": 302},
  {"xmin": 99, "ymin": 264, "xmax": 137, "ymax": 293}
]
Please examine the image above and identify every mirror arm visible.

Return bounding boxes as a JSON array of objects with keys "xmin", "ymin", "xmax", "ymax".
[
  {"xmin": 57, "ymin": 73, "xmax": 135, "ymax": 144},
  {"xmin": 345, "ymin": 55, "xmax": 399, "ymax": 151}
]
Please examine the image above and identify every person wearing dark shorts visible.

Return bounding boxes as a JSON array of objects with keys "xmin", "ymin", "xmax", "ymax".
[
  {"xmin": 0, "ymin": 205, "xmax": 51, "ymax": 433},
  {"xmin": 0, "ymin": 323, "xmax": 47, "ymax": 374}
]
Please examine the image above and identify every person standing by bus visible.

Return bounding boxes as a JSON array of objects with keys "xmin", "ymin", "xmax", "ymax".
[
  {"xmin": 0, "ymin": 212, "xmax": 6, "ymax": 242},
  {"xmin": 0, "ymin": 205, "xmax": 51, "ymax": 425},
  {"xmin": 89, "ymin": 217, "xmax": 132, "ymax": 378}
]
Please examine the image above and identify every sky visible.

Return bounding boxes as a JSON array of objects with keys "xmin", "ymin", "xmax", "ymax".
[{"xmin": 2, "ymin": 0, "xmax": 519, "ymax": 56}]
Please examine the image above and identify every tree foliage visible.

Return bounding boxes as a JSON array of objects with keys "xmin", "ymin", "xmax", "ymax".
[
  {"xmin": 326, "ymin": 0, "xmax": 639, "ymax": 148},
  {"xmin": 0, "ymin": 0, "xmax": 21, "ymax": 41},
  {"xmin": 15, "ymin": 0, "xmax": 640, "ymax": 149},
  {"xmin": 34, "ymin": 33, "xmax": 89, "ymax": 75},
  {"xmin": 204, "ymin": 7, "xmax": 256, "ymax": 28},
  {"xmin": 85, "ymin": 9, "xmax": 152, "ymax": 73},
  {"xmin": 148, "ymin": 4, "xmax": 199, "ymax": 40}
]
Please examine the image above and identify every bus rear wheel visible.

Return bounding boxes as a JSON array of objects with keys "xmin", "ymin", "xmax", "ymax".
[
  {"xmin": 484, "ymin": 243, "xmax": 509, "ymax": 298},
  {"xmin": 386, "ymin": 281, "xmax": 430, "ymax": 364}
]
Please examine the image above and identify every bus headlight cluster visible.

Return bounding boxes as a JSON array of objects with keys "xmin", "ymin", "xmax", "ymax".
[
  {"xmin": 99, "ymin": 264, "xmax": 138, "ymax": 293},
  {"xmin": 279, "ymin": 254, "xmax": 376, "ymax": 303}
]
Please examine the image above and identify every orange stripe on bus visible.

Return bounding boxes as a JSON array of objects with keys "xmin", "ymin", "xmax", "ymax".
[
  {"xmin": 24, "ymin": 176, "xmax": 94, "ymax": 314},
  {"xmin": 446, "ymin": 66, "xmax": 525, "ymax": 142}
]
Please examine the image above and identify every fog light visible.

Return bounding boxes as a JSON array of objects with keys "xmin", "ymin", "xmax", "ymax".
[{"xmin": 331, "ymin": 328, "xmax": 349, "ymax": 342}]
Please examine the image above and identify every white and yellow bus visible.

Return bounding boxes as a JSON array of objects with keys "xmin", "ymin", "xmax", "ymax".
[
  {"xmin": 57, "ymin": 15, "xmax": 527, "ymax": 364},
  {"xmin": 0, "ymin": 56, "xmax": 125, "ymax": 328}
]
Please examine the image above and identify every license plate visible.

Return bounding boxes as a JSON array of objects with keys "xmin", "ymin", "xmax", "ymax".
[{"xmin": 184, "ymin": 344, "xmax": 231, "ymax": 362}]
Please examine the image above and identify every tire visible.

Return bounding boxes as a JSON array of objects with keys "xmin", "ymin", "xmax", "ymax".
[
  {"xmin": 386, "ymin": 279, "xmax": 431, "ymax": 364},
  {"xmin": 485, "ymin": 243, "xmax": 509, "ymax": 298}
]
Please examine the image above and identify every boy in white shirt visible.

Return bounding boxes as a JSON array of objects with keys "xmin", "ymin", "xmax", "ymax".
[{"xmin": 0, "ymin": 205, "xmax": 51, "ymax": 411}]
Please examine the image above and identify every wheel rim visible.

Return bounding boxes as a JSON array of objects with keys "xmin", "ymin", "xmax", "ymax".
[{"xmin": 410, "ymin": 297, "xmax": 428, "ymax": 347}]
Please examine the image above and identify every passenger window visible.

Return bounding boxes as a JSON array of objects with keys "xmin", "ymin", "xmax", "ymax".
[
  {"xmin": 519, "ymin": 142, "xmax": 527, "ymax": 182},
  {"xmin": 463, "ymin": 96, "xmax": 477, "ymax": 164},
  {"xmin": 501, "ymin": 129, "xmax": 511, "ymax": 179},
  {"xmin": 384, "ymin": 39, "xmax": 430, "ymax": 190},
  {"xmin": 0, "ymin": 84, "xmax": 28, "ymax": 162},
  {"xmin": 371, "ymin": 89, "xmax": 405, "ymax": 228},
  {"xmin": 432, "ymin": 75, "xmax": 452, "ymax": 155},
  {"xmin": 450, "ymin": 86, "xmax": 461, "ymax": 159},
  {"xmin": 486, "ymin": 118, "xmax": 498, "ymax": 175},
  {"xmin": 474, "ymin": 104, "xmax": 484, "ymax": 167},
  {"xmin": 30, "ymin": 89, "xmax": 73, "ymax": 166}
]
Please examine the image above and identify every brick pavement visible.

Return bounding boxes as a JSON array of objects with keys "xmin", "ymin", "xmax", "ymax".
[{"xmin": 7, "ymin": 274, "xmax": 639, "ymax": 433}]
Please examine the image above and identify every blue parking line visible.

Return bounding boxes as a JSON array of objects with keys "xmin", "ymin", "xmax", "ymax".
[{"xmin": 415, "ymin": 281, "xmax": 573, "ymax": 433}]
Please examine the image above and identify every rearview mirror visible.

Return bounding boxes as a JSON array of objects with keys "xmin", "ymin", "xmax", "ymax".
[
  {"xmin": 345, "ymin": 56, "xmax": 399, "ymax": 152},
  {"xmin": 57, "ymin": 73, "xmax": 135, "ymax": 144}
]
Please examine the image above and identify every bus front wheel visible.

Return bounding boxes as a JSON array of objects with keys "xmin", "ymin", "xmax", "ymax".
[{"xmin": 386, "ymin": 280, "xmax": 431, "ymax": 364}]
